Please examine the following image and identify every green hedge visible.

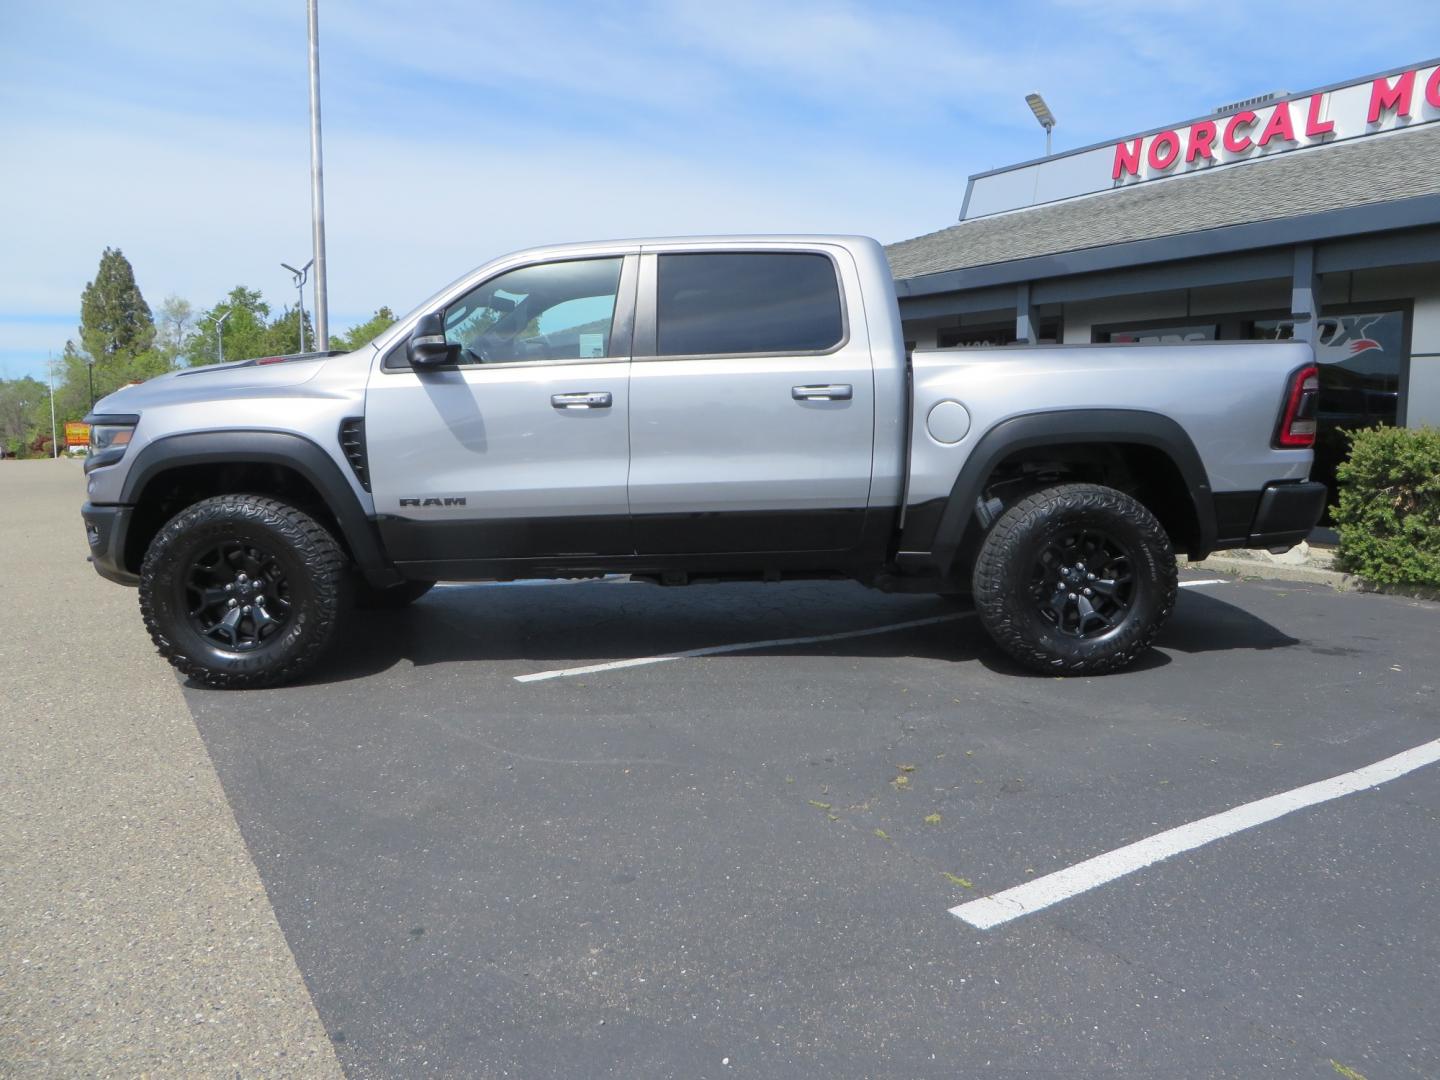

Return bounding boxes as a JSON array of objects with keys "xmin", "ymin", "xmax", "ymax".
[{"xmin": 1333, "ymin": 425, "xmax": 1440, "ymax": 588}]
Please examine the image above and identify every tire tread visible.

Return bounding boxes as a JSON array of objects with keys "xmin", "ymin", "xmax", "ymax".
[
  {"xmin": 972, "ymin": 483, "xmax": 1178, "ymax": 675},
  {"xmin": 138, "ymin": 494, "xmax": 349, "ymax": 689}
]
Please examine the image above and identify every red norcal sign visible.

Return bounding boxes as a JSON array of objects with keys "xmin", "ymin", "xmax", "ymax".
[{"xmin": 1112, "ymin": 63, "xmax": 1440, "ymax": 183}]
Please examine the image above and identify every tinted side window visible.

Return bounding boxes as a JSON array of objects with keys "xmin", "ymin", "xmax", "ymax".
[
  {"xmin": 656, "ymin": 252, "xmax": 843, "ymax": 357},
  {"xmin": 443, "ymin": 257, "xmax": 623, "ymax": 364}
]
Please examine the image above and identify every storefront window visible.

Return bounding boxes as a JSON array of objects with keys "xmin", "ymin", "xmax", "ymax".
[
  {"xmin": 1106, "ymin": 324, "xmax": 1217, "ymax": 344},
  {"xmin": 1252, "ymin": 311, "xmax": 1405, "ymax": 510},
  {"xmin": 938, "ymin": 322, "xmax": 1059, "ymax": 347}
]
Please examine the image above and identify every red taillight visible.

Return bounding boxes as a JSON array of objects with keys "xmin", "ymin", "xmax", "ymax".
[{"xmin": 1275, "ymin": 364, "xmax": 1319, "ymax": 448}]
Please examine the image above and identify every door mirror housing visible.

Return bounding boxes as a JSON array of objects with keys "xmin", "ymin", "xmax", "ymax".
[{"xmin": 407, "ymin": 312, "xmax": 458, "ymax": 369}]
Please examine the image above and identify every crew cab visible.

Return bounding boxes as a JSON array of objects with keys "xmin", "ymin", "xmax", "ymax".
[{"xmin": 81, "ymin": 236, "xmax": 1326, "ymax": 687}]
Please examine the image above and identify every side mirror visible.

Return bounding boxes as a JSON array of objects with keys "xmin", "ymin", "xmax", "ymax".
[{"xmin": 407, "ymin": 312, "xmax": 458, "ymax": 369}]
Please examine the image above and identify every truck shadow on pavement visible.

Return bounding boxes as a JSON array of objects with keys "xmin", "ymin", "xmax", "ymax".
[{"xmin": 230, "ymin": 581, "xmax": 1304, "ymax": 689}]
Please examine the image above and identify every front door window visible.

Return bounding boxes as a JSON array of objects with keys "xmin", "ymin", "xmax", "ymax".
[{"xmin": 443, "ymin": 258, "xmax": 624, "ymax": 364}]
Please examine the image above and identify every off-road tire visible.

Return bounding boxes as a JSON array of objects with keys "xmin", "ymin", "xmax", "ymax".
[
  {"xmin": 355, "ymin": 578, "xmax": 435, "ymax": 609},
  {"xmin": 971, "ymin": 483, "xmax": 1177, "ymax": 675},
  {"xmin": 139, "ymin": 494, "xmax": 351, "ymax": 689}
]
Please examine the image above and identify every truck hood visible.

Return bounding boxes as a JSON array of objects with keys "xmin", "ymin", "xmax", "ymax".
[{"xmin": 91, "ymin": 352, "xmax": 344, "ymax": 415}]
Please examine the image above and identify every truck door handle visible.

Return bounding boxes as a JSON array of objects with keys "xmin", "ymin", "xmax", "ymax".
[
  {"xmin": 551, "ymin": 391, "xmax": 612, "ymax": 409},
  {"xmin": 791, "ymin": 384, "xmax": 852, "ymax": 401}
]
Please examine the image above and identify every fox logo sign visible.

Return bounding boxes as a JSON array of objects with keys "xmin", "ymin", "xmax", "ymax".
[{"xmin": 399, "ymin": 497, "xmax": 468, "ymax": 507}]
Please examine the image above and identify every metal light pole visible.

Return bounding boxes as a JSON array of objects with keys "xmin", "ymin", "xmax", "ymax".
[
  {"xmin": 215, "ymin": 307, "xmax": 232, "ymax": 363},
  {"xmin": 1026, "ymin": 93, "xmax": 1057, "ymax": 156},
  {"xmin": 47, "ymin": 352, "xmax": 58, "ymax": 458},
  {"xmin": 307, "ymin": 0, "xmax": 330, "ymax": 350},
  {"xmin": 87, "ymin": 360, "xmax": 95, "ymax": 409},
  {"xmin": 282, "ymin": 259, "xmax": 313, "ymax": 353}
]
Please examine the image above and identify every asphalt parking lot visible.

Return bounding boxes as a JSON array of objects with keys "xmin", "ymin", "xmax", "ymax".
[{"xmin": 178, "ymin": 568, "xmax": 1440, "ymax": 1079}]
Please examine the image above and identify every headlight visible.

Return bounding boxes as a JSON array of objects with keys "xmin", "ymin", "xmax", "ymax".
[
  {"xmin": 85, "ymin": 421, "xmax": 138, "ymax": 473},
  {"xmin": 90, "ymin": 424, "xmax": 135, "ymax": 454}
]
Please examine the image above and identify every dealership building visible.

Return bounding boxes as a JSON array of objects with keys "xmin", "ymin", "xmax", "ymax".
[{"xmin": 886, "ymin": 58, "xmax": 1440, "ymax": 500}]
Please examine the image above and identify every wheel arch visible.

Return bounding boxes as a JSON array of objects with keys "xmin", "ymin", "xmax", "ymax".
[
  {"xmin": 118, "ymin": 430, "xmax": 393, "ymax": 579},
  {"xmin": 924, "ymin": 409, "xmax": 1217, "ymax": 573}
]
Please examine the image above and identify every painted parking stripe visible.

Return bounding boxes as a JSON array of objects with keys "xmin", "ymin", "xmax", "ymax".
[
  {"xmin": 1178, "ymin": 579, "xmax": 1228, "ymax": 588},
  {"xmin": 951, "ymin": 736, "xmax": 1440, "ymax": 930},
  {"xmin": 514, "ymin": 613, "xmax": 971, "ymax": 683}
]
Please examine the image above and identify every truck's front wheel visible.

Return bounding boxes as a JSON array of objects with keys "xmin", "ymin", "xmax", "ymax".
[
  {"xmin": 971, "ymin": 483, "xmax": 1177, "ymax": 675},
  {"xmin": 139, "ymin": 494, "xmax": 351, "ymax": 689}
]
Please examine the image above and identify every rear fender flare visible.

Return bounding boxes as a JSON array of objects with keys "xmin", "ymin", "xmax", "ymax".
[{"xmin": 925, "ymin": 409, "xmax": 1217, "ymax": 571}]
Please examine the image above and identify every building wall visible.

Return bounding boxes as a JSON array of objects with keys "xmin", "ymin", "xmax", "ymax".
[
  {"xmin": 1402, "ymin": 270, "xmax": 1440, "ymax": 428},
  {"xmin": 898, "ymin": 257, "xmax": 1440, "ymax": 429}
]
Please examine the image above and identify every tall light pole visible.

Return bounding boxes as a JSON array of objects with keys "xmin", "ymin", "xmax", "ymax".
[
  {"xmin": 307, "ymin": 0, "xmax": 330, "ymax": 350},
  {"xmin": 282, "ymin": 259, "xmax": 313, "ymax": 353},
  {"xmin": 47, "ymin": 351, "xmax": 58, "ymax": 458},
  {"xmin": 1026, "ymin": 92, "xmax": 1057, "ymax": 156},
  {"xmin": 215, "ymin": 307, "xmax": 232, "ymax": 364}
]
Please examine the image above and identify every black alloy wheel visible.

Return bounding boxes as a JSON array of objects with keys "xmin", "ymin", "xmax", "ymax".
[
  {"xmin": 139, "ymin": 494, "xmax": 351, "ymax": 689},
  {"xmin": 972, "ymin": 483, "xmax": 1178, "ymax": 675},
  {"xmin": 182, "ymin": 539, "xmax": 293, "ymax": 650},
  {"xmin": 1031, "ymin": 528, "xmax": 1135, "ymax": 640}
]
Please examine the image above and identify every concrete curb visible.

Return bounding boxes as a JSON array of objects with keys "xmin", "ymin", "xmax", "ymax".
[
  {"xmin": 1184, "ymin": 553, "xmax": 1440, "ymax": 603},
  {"xmin": 1185, "ymin": 555, "xmax": 1360, "ymax": 590}
]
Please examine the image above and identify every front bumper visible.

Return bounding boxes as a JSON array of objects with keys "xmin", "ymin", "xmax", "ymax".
[
  {"xmin": 1247, "ymin": 481, "xmax": 1328, "ymax": 551},
  {"xmin": 82, "ymin": 503, "xmax": 138, "ymax": 586}
]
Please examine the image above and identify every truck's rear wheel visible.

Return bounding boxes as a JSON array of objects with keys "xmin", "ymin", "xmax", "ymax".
[
  {"xmin": 971, "ymin": 483, "xmax": 1177, "ymax": 675},
  {"xmin": 139, "ymin": 494, "xmax": 351, "ymax": 689}
]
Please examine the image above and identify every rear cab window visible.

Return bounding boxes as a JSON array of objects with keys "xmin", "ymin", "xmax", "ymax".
[{"xmin": 655, "ymin": 252, "xmax": 844, "ymax": 357}]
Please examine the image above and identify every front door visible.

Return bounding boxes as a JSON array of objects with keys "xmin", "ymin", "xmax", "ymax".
[
  {"xmin": 627, "ymin": 248, "xmax": 875, "ymax": 554},
  {"xmin": 366, "ymin": 254, "xmax": 637, "ymax": 566}
]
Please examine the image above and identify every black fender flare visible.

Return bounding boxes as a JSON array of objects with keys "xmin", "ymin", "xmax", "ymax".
[
  {"xmin": 924, "ymin": 409, "xmax": 1217, "ymax": 571},
  {"xmin": 119, "ymin": 429, "xmax": 392, "ymax": 574}
]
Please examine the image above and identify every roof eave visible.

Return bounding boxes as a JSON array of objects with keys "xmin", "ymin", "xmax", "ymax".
[{"xmin": 893, "ymin": 192, "xmax": 1440, "ymax": 297}]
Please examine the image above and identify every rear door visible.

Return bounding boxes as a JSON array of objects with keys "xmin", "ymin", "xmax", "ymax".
[{"xmin": 627, "ymin": 246, "xmax": 875, "ymax": 554}]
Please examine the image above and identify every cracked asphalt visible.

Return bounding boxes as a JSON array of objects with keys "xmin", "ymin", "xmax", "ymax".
[{"xmin": 5, "ymin": 459, "xmax": 1439, "ymax": 1079}]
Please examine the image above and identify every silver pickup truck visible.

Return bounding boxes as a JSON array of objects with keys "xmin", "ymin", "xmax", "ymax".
[{"xmin": 81, "ymin": 235, "xmax": 1325, "ymax": 687}]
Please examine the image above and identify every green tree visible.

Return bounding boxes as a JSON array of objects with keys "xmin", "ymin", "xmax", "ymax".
[
  {"xmin": 186, "ymin": 287, "xmax": 270, "ymax": 367},
  {"xmin": 79, "ymin": 248, "xmax": 156, "ymax": 364},
  {"xmin": 0, "ymin": 376, "xmax": 50, "ymax": 456},
  {"xmin": 55, "ymin": 340, "xmax": 96, "ymax": 421},
  {"xmin": 262, "ymin": 306, "xmax": 316, "ymax": 357},
  {"xmin": 333, "ymin": 307, "xmax": 397, "ymax": 352},
  {"xmin": 66, "ymin": 246, "xmax": 168, "ymax": 406},
  {"xmin": 156, "ymin": 295, "xmax": 194, "ymax": 370}
]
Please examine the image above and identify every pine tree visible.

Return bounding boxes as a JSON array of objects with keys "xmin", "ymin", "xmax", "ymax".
[{"xmin": 79, "ymin": 248, "xmax": 156, "ymax": 363}]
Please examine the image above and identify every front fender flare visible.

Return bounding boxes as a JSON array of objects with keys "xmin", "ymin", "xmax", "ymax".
[{"xmin": 119, "ymin": 429, "xmax": 392, "ymax": 574}]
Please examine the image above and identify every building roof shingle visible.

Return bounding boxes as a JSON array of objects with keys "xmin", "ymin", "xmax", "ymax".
[{"xmin": 885, "ymin": 125, "xmax": 1440, "ymax": 281}]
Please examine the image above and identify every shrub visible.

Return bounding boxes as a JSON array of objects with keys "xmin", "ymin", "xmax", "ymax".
[{"xmin": 1333, "ymin": 425, "xmax": 1440, "ymax": 588}]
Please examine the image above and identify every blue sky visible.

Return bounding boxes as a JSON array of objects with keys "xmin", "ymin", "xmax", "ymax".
[{"xmin": 1, "ymin": 1, "xmax": 1437, "ymax": 381}]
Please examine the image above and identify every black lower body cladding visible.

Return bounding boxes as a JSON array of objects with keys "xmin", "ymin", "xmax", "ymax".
[
  {"xmin": 971, "ymin": 483, "xmax": 1178, "ymax": 675},
  {"xmin": 138, "ymin": 494, "xmax": 352, "ymax": 689}
]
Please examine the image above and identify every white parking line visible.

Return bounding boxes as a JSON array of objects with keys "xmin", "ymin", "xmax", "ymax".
[
  {"xmin": 1178, "ymin": 579, "xmax": 1228, "ymax": 588},
  {"xmin": 951, "ymin": 736, "xmax": 1440, "ymax": 930},
  {"xmin": 514, "ymin": 613, "xmax": 971, "ymax": 683}
]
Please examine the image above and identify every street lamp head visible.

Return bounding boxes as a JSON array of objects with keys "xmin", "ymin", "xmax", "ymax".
[
  {"xmin": 282, "ymin": 259, "xmax": 314, "ymax": 288},
  {"xmin": 1025, "ymin": 92, "xmax": 1056, "ymax": 131}
]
